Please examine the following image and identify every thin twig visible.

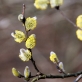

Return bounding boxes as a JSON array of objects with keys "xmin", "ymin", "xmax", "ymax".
[
  {"xmin": 56, "ymin": 9, "xmax": 81, "ymax": 30},
  {"xmin": 21, "ymin": 4, "xmax": 28, "ymax": 37},
  {"xmin": 18, "ymin": 75, "xmax": 24, "ymax": 78},
  {"xmin": 56, "ymin": 64, "xmax": 66, "ymax": 75},
  {"xmin": 31, "ymin": 71, "xmax": 82, "ymax": 82},
  {"xmin": 55, "ymin": 58, "xmax": 66, "ymax": 75},
  {"xmin": 28, "ymin": 49, "xmax": 43, "ymax": 75},
  {"xmin": 59, "ymin": 9, "xmax": 77, "ymax": 27},
  {"xmin": 31, "ymin": 74, "xmax": 39, "ymax": 78},
  {"xmin": 31, "ymin": 57, "xmax": 44, "ymax": 75},
  {"xmin": 22, "ymin": 4, "xmax": 25, "ymax": 17},
  {"xmin": 31, "ymin": 57, "xmax": 40, "ymax": 72}
]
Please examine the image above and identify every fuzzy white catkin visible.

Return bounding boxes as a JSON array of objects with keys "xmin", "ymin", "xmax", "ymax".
[
  {"xmin": 24, "ymin": 66, "xmax": 30, "ymax": 78},
  {"xmin": 58, "ymin": 62, "xmax": 65, "ymax": 72}
]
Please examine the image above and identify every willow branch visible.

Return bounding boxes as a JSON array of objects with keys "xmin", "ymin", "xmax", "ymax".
[
  {"xmin": 31, "ymin": 71, "xmax": 82, "ymax": 82},
  {"xmin": 21, "ymin": 3, "xmax": 43, "ymax": 76},
  {"xmin": 31, "ymin": 56, "xmax": 40, "ymax": 73},
  {"xmin": 31, "ymin": 57, "xmax": 43, "ymax": 75}
]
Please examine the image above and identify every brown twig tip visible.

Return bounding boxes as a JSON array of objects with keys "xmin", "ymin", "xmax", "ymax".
[{"xmin": 22, "ymin": 4, "xmax": 26, "ymax": 16}]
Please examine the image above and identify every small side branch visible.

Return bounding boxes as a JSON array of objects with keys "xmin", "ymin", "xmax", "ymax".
[
  {"xmin": 31, "ymin": 57, "xmax": 40, "ymax": 73},
  {"xmin": 31, "ymin": 71, "xmax": 82, "ymax": 82}
]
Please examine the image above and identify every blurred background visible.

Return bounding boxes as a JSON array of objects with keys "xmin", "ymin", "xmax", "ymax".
[{"xmin": 0, "ymin": 0, "xmax": 82, "ymax": 82}]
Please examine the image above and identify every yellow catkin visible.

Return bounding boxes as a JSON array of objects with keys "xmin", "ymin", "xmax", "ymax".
[
  {"xmin": 25, "ymin": 34, "xmax": 36, "ymax": 49},
  {"xmin": 76, "ymin": 15, "xmax": 82, "ymax": 28},
  {"xmin": 76, "ymin": 29, "xmax": 82, "ymax": 41}
]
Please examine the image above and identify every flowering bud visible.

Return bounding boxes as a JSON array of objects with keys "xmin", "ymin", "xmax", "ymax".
[
  {"xmin": 58, "ymin": 62, "xmax": 65, "ymax": 72},
  {"xmin": 24, "ymin": 66, "xmax": 31, "ymax": 79},
  {"xmin": 34, "ymin": 0, "xmax": 49, "ymax": 10},
  {"xmin": 76, "ymin": 29, "xmax": 82, "ymax": 41},
  {"xmin": 19, "ymin": 48, "xmax": 32, "ymax": 62},
  {"xmin": 11, "ymin": 30, "xmax": 26, "ymax": 43},
  {"xmin": 18, "ymin": 14, "xmax": 24, "ymax": 21},
  {"xmin": 25, "ymin": 17, "xmax": 37, "ymax": 31},
  {"xmin": 76, "ymin": 15, "xmax": 82, "ymax": 28},
  {"xmin": 49, "ymin": 0, "xmax": 63, "ymax": 8},
  {"xmin": 25, "ymin": 34, "xmax": 36, "ymax": 49},
  {"xmin": 12, "ymin": 68, "xmax": 21, "ymax": 77},
  {"xmin": 49, "ymin": 51, "xmax": 59, "ymax": 63}
]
